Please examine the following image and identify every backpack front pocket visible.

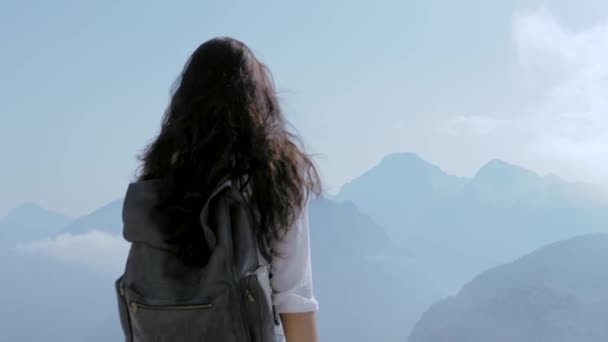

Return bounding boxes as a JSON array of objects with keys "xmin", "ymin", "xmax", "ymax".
[{"xmin": 117, "ymin": 281, "xmax": 236, "ymax": 342}]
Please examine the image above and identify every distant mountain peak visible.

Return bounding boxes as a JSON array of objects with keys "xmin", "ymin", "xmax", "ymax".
[
  {"xmin": 0, "ymin": 202, "xmax": 72, "ymax": 245},
  {"xmin": 8, "ymin": 202, "xmax": 44, "ymax": 215},
  {"xmin": 483, "ymin": 158, "xmax": 511, "ymax": 167},
  {"xmin": 336, "ymin": 152, "xmax": 465, "ymax": 207},
  {"xmin": 375, "ymin": 152, "xmax": 445, "ymax": 175},
  {"xmin": 382, "ymin": 152, "xmax": 424, "ymax": 162},
  {"xmin": 380, "ymin": 152, "xmax": 426, "ymax": 166},
  {"xmin": 474, "ymin": 159, "xmax": 539, "ymax": 184},
  {"xmin": 4, "ymin": 202, "xmax": 69, "ymax": 223},
  {"xmin": 62, "ymin": 199, "xmax": 124, "ymax": 235}
]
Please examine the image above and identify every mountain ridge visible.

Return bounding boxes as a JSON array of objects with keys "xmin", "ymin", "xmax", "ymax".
[
  {"xmin": 2, "ymin": 201, "xmax": 71, "ymax": 224},
  {"xmin": 62, "ymin": 199, "xmax": 124, "ymax": 235},
  {"xmin": 0, "ymin": 201, "xmax": 72, "ymax": 246},
  {"xmin": 335, "ymin": 152, "xmax": 608, "ymax": 290},
  {"xmin": 409, "ymin": 233, "xmax": 608, "ymax": 342}
]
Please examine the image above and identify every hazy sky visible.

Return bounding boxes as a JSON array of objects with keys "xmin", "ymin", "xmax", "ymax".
[{"xmin": 2, "ymin": 0, "xmax": 608, "ymax": 217}]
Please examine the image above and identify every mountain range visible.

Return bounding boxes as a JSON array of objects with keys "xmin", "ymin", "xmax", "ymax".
[
  {"xmin": 3, "ymin": 152, "xmax": 608, "ymax": 341},
  {"xmin": 336, "ymin": 153, "xmax": 608, "ymax": 287}
]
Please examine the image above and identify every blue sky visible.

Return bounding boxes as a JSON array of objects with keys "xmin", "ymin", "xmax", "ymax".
[{"xmin": 2, "ymin": 0, "xmax": 608, "ymax": 217}]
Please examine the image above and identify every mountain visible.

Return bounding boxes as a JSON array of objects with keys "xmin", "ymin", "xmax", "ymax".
[
  {"xmin": 473, "ymin": 159, "xmax": 539, "ymax": 186},
  {"xmin": 309, "ymin": 198, "xmax": 396, "ymax": 260},
  {"xmin": 337, "ymin": 153, "xmax": 466, "ymax": 246},
  {"xmin": 409, "ymin": 233, "xmax": 608, "ymax": 342},
  {"xmin": 62, "ymin": 199, "xmax": 123, "ymax": 235},
  {"xmin": 309, "ymin": 198, "xmax": 442, "ymax": 341},
  {"xmin": 336, "ymin": 153, "xmax": 608, "ymax": 288},
  {"xmin": 0, "ymin": 202, "xmax": 72, "ymax": 246}
]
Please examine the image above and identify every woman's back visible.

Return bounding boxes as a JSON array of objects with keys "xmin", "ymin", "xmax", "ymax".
[{"xmin": 123, "ymin": 37, "xmax": 321, "ymax": 342}]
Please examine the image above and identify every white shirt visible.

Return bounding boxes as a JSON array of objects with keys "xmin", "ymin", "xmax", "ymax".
[
  {"xmin": 263, "ymin": 205, "xmax": 318, "ymax": 313},
  {"xmin": 239, "ymin": 175, "xmax": 317, "ymax": 313},
  {"xmin": 255, "ymin": 205, "xmax": 318, "ymax": 341}
]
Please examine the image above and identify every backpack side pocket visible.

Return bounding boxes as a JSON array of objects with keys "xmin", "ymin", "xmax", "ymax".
[
  {"xmin": 115, "ymin": 276, "xmax": 133, "ymax": 342},
  {"xmin": 242, "ymin": 265, "xmax": 275, "ymax": 342}
]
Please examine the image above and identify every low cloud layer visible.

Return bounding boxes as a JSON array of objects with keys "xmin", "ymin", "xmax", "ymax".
[{"xmin": 16, "ymin": 230, "xmax": 129, "ymax": 276}]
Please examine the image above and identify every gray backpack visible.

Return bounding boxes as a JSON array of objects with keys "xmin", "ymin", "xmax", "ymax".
[{"xmin": 115, "ymin": 179, "xmax": 276, "ymax": 342}]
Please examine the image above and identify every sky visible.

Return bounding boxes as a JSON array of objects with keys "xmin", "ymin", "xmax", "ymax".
[{"xmin": 2, "ymin": 0, "xmax": 608, "ymax": 217}]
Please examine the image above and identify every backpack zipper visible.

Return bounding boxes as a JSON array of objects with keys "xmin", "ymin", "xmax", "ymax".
[
  {"xmin": 128, "ymin": 301, "xmax": 213, "ymax": 315},
  {"xmin": 246, "ymin": 275, "xmax": 266, "ymax": 341},
  {"xmin": 238, "ymin": 277, "xmax": 253, "ymax": 342},
  {"xmin": 245, "ymin": 288, "xmax": 256, "ymax": 303}
]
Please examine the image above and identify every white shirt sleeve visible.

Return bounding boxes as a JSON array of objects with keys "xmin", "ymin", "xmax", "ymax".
[{"xmin": 269, "ymin": 205, "xmax": 319, "ymax": 314}]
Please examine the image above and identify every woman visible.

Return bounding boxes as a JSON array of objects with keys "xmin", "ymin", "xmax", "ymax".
[{"xmin": 136, "ymin": 37, "xmax": 321, "ymax": 341}]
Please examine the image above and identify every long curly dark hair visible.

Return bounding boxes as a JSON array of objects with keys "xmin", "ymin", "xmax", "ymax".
[{"xmin": 137, "ymin": 37, "xmax": 321, "ymax": 264}]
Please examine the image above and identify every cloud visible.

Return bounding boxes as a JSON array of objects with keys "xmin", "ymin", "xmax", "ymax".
[
  {"xmin": 16, "ymin": 230, "xmax": 129, "ymax": 276},
  {"xmin": 511, "ymin": 9, "xmax": 608, "ymax": 183},
  {"xmin": 439, "ymin": 115, "xmax": 506, "ymax": 137}
]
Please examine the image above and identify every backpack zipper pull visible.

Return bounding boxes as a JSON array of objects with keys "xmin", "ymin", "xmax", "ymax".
[
  {"xmin": 245, "ymin": 289, "xmax": 255, "ymax": 303},
  {"xmin": 129, "ymin": 302, "xmax": 139, "ymax": 314}
]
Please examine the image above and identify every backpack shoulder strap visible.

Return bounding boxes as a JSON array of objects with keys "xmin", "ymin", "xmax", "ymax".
[
  {"xmin": 200, "ymin": 177, "xmax": 260, "ymax": 276},
  {"xmin": 198, "ymin": 179, "xmax": 233, "ymax": 250}
]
